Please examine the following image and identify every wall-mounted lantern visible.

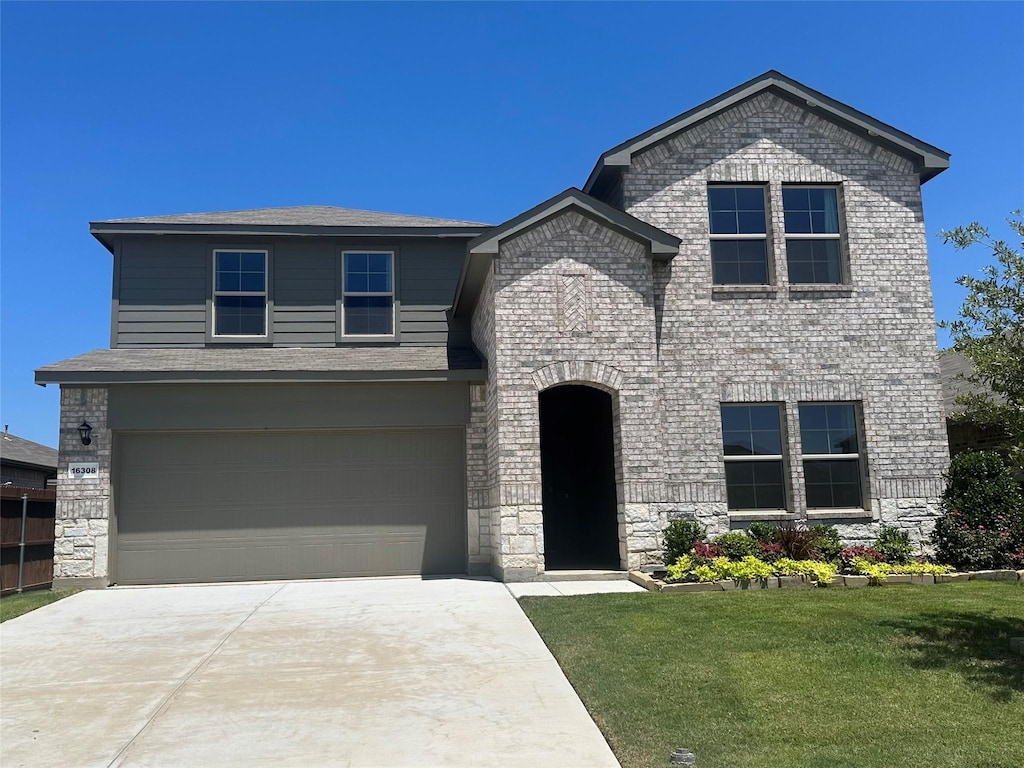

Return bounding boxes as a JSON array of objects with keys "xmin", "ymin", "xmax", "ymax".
[{"xmin": 78, "ymin": 422, "xmax": 93, "ymax": 446}]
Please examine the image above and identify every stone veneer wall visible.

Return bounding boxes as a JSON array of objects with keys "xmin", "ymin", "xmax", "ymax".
[
  {"xmin": 53, "ymin": 386, "xmax": 111, "ymax": 586},
  {"xmin": 617, "ymin": 91, "xmax": 948, "ymax": 548}
]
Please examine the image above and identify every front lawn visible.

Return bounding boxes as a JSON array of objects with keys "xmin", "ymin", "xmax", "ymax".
[
  {"xmin": 520, "ymin": 582, "xmax": 1024, "ymax": 768},
  {"xmin": 0, "ymin": 589, "xmax": 77, "ymax": 623}
]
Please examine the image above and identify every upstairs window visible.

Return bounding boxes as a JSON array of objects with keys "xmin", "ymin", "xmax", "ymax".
[
  {"xmin": 213, "ymin": 250, "xmax": 267, "ymax": 336},
  {"xmin": 783, "ymin": 187, "xmax": 844, "ymax": 284},
  {"xmin": 720, "ymin": 404, "xmax": 787, "ymax": 510},
  {"xmin": 708, "ymin": 186, "xmax": 769, "ymax": 285},
  {"xmin": 799, "ymin": 403, "xmax": 863, "ymax": 508},
  {"xmin": 342, "ymin": 251, "xmax": 394, "ymax": 337}
]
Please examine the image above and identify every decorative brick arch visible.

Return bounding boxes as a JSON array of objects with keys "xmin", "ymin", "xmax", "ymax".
[{"xmin": 531, "ymin": 361, "xmax": 626, "ymax": 394}]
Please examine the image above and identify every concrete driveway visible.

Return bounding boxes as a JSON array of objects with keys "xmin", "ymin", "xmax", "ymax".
[{"xmin": 1, "ymin": 578, "xmax": 620, "ymax": 768}]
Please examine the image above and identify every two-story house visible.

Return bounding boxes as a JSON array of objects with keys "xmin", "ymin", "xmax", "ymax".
[{"xmin": 37, "ymin": 71, "xmax": 951, "ymax": 587}]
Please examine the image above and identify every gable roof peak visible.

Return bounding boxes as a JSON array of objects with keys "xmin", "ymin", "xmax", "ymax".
[{"xmin": 583, "ymin": 70, "xmax": 950, "ymax": 195}]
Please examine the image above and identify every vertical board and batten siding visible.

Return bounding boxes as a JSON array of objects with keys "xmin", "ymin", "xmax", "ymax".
[{"xmin": 114, "ymin": 236, "xmax": 467, "ymax": 347}]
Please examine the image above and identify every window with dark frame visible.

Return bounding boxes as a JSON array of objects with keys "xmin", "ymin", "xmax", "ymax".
[
  {"xmin": 708, "ymin": 186, "xmax": 770, "ymax": 285},
  {"xmin": 720, "ymin": 404, "xmax": 787, "ymax": 510},
  {"xmin": 213, "ymin": 250, "xmax": 267, "ymax": 336},
  {"xmin": 783, "ymin": 186, "xmax": 843, "ymax": 284},
  {"xmin": 343, "ymin": 251, "xmax": 394, "ymax": 336},
  {"xmin": 799, "ymin": 403, "xmax": 864, "ymax": 508}
]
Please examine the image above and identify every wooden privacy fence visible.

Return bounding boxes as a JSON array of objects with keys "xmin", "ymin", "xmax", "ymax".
[{"xmin": 0, "ymin": 486, "xmax": 56, "ymax": 595}]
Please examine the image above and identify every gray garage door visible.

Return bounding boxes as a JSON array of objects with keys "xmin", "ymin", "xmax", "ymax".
[{"xmin": 114, "ymin": 428, "xmax": 466, "ymax": 585}]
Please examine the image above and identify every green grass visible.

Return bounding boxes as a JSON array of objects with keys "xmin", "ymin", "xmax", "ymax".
[
  {"xmin": 0, "ymin": 589, "xmax": 77, "ymax": 623},
  {"xmin": 520, "ymin": 582, "xmax": 1024, "ymax": 768}
]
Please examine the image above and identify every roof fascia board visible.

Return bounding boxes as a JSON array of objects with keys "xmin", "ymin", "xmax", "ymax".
[
  {"xmin": 35, "ymin": 368, "xmax": 486, "ymax": 387},
  {"xmin": 468, "ymin": 189, "xmax": 680, "ymax": 257},
  {"xmin": 583, "ymin": 71, "xmax": 950, "ymax": 192},
  {"xmin": 89, "ymin": 223, "xmax": 490, "ymax": 239}
]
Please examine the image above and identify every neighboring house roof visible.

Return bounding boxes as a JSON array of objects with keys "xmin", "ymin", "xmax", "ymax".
[
  {"xmin": 938, "ymin": 350, "xmax": 1000, "ymax": 418},
  {"xmin": 89, "ymin": 206, "xmax": 492, "ymax": 253},
  {"xmin": 0, "ymin": 432, "xmax": 58, "ymax": 471},
  {"xmin": 583, "ymin": 69, "xmax": 951, "ymax": 198},
  {"xmin": 35, "ymin": 347, "xmax": 485, "ymax": 385}
]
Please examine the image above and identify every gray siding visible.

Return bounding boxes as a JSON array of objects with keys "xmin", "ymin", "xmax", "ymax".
[
  {"xmin": 116, "ymin": 239, "xmax": 207, "ymax": 347},
  {"xmin": 113, "ymin": 235, "xmax": 467, "ymax": 348},
  {"xmin": 108, "ymin": 382, "xmax": 470, "ymax": 431}
]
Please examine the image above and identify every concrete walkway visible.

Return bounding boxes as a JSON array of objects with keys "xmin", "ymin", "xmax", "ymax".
[
  {"xmin": 506, "ymin": 580, "xmax": 645, "ymax": 597},
  {"xmin": 0, "ymin": 578, "xmax": 620, "ymax": 768}
]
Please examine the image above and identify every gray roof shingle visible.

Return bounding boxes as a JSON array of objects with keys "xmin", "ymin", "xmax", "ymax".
[
  {"xmin": 94, "ymin": 205, "xmax": 491, "ymax": 229},
  {"xmin": 1, "ymin": 432, "xmax": 58, "ymax": 470},
  {"xmin": 36, "ymin": 347, "xmax": 484, "ymax": 384},
  {"xmin": 938, "ymin": 350, "xmax": 1000, "ymax": 417}
]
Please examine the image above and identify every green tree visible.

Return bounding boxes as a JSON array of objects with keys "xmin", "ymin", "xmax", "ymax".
[{"xmin": 938, "ymin": 210, "xmax": 1024, "ymax": 469}]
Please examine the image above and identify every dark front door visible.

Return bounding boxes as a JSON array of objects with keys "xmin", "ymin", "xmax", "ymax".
[{"xmin": 539, "ymin": 385, "xmax": 620, "ymax": 570}]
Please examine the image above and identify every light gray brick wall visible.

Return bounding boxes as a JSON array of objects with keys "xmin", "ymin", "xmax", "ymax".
[
  {"xmin": 53, "ymin": 386, "xmax": 111, "ymax": 585},
  {"xmin": 621, "ymin": 91, "xmax": 948, "ymax": 551},
  {"xmin": 472, "ymin": 211, "xmax": 670, "ymax": 578}
]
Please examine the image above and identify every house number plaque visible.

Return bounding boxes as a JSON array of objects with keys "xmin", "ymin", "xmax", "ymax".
[{"xmin": 68, "ymin": 462, "xmax": 99, "ymax": 480}]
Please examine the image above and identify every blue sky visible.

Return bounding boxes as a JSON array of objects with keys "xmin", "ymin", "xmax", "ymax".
[{"xmin": 2, "ymin": 1, "xmax": 1022, "ymax": 448}]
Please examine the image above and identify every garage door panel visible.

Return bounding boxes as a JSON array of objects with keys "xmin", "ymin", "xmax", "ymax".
[{"xmin": 115, "ymin": 429, "xmax": 465, "ymax": 584}]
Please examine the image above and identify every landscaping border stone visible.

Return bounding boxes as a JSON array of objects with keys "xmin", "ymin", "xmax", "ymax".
[{"xmin": 628, "ymin": 568, "xmax": 1024, "ymax": 593}]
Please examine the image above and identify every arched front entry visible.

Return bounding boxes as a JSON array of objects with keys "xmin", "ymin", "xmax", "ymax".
[{"xmin": 539, "ymin": 385, "xmax": 620, "ymax": 570}]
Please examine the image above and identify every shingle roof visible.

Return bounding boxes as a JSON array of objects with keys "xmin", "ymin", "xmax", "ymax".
[
  {"xmin": 36, "ymin": 347, "xmax": 484, "ymax": 385},
  {"xmin": 1, "ymin": 432, "xmax": 58, "ymax": 470},
  {"xmin": 94, "ymin": 205, "xmax": 491, "ymax": 229},
  {"xmin": 938, "ymin": 350, "xmax": 1000, "ymax": 417}
]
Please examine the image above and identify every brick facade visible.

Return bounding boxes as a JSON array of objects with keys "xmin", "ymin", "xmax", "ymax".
[
  {"xmin": 53, "ymin": 386, "xmax": 111, "ymax": 586},
  {"xmin": 468, "ymin": 92, "xmax": 948, "ymax": 579}
]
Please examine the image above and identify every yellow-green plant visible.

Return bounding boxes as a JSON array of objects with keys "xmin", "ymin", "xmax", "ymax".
[
  {"xmin": 773, "ymin": 558, "xmax": 838, "ymax": 585},
  {"xmin": 886, "ymin": 562, "xmax": 954, "ymax": 575},
  {"xmin": 692, "ymin": 564, "xmax": 720, "ymax": 582},
  {"xmin": 665, "ymin": 555, "xmax": 698, "ymax": 583},
  {"xmin": 850, "ymin": 557, "xmax": 889, "ymax": 584},
  {"xmin": 726, "ymin": 555, "xmax": 776, "ymax": 583}
]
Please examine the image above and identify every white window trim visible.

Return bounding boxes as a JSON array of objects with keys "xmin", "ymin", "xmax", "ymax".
[
  {"xmin": 212, "ymin": 249, "xmax": 268, "ymax": 338},
  {"xmin": 708, "ymin": 185, "xmax": 771, "ymax": 286},
  {"xmin": 341, "ymin": 250, "xmax": 396, "ymax": 339}
]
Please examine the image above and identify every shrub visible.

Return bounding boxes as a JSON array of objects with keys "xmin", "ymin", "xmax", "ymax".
[
  {"xmin": 775, "ymin": 526, "xmax": 821, "ymax": 560},
  {"xmin": 712, "ymin": 531, "xmax": 760, "ymax": 559},
  {"xmin": 874, "ymin": 526, "xmax": 915, "ymax": 565},
  {"xmin": 663, "ymin": 520, "xmax": 706, "ymax": 565},
  {"xmin": 932, "ymin": 451, "xmax": 1024, "ymax": 569},
  {"xmin": 745, "ymin": 521, "xmax": 777, "ymax": 544},
  {"xmin": 758, "ymin": 542, "xmax": 784, "ymax": 563},
  {"xmin": 809, "ymin": 524, "xmax": 843, "ymax": 562},
  {"xmin": 930, "ymin": 521, "xmax": 1012, "ymax": 571}
]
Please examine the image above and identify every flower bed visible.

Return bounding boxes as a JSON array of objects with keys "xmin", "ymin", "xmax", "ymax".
[
  {"xmin": 629, "ymin": 567, "xmax": 1024, "ymax": 593},
  {"xmin": 644, "ymin": 519, "xmax": 1024, "ymax": 594}
]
